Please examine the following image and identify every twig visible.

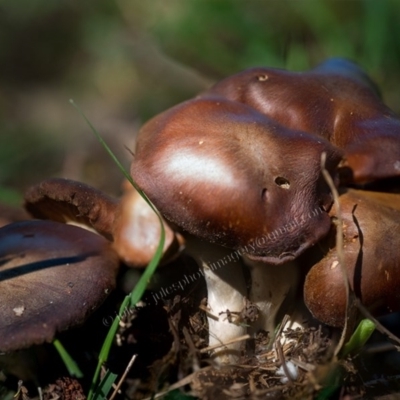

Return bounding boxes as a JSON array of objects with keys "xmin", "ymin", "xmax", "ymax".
[
  {"xmin": 290, "ymin": 358, "xmax": 316, "ymax": 372},
  {"xmin": 108, "ymin": 354, "xmax": 137, "ymax": 400},
  {"xmin": 274, "ymin": 314, "xmax": 290, "ymax": 343},
  {"xmin": 364, "ymin": 342, "xmax": 397, "ymax": 355},
  {"xmin": 182, "ymin": 326, "xmax": 198, "ymax": 355},
  {"xmin": 199, "ymin": 334, "xmax": 250, "ymax": 353},
  {"xmin": 199, "ymin": 304, "xmax": 219, "ymax": 321}
]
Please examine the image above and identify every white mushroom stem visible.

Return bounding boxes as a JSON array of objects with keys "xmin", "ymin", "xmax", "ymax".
[
  {"xmin": 184, "ymin": 236, "xmax": 247, "ymax": 364},
  {"xmin": 244, "ymin": 257, "xmax": 300, "ymax": 338}
]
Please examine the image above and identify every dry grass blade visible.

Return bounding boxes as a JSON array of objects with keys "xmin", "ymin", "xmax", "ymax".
[
  {"xmin": 258, "ymin": 342, "xmax": 294, "ymax": 361},
  {"xmin": 272, "ymin": 315, "xmax": 297, "ymax": 383},
  {"xmin": 199, "ymin": 334, "xmax": 250, "ymax": 354},
  {"xmin": 274, "ymin": 314, "xmax": 291, "ymax": 342},
  {"xmin": 320, "ymin": 152, "xmax": 357, "ymax": 357},
  {"xmin": 198, "ymin": 304, "xmax": 219, "ymax": 321},
  {"xmin": 275, "ymin": 339, "xmax": 294, "ymax": 384},
  {"xmin": 290, "ymin": 358, "xmax": 316, "ymax": 373},
  {"xmin": 108, "ymin": 354, "xmax": 137, "ymax": 400},
  {"xmin": 14, "ymin": 380, "xmax": 31, "ymax": 400}
]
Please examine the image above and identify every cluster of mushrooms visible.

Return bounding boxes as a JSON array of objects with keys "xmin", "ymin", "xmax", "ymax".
[{"xmin": 1, "ymin": 58, "xmax": 400, "ymax": 376}]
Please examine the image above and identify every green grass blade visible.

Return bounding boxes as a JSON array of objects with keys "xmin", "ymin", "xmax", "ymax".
[
  {"xmin": 93, "ymin": 369, "xmax": 118, "ymax": 400},
  {"xmin": 88, "ymin": 230, "xmax": 165, "ymax": 398},
  {"xmin": 97, "ymin": 296, "xmax": 130, "ymax": 363},
  {"xmin": 128, "ymin": 235, "xmax": 164, "ymax": 305},
  {"xmin": 69, "ymin": 99, "xmax": 132, "ymax": 185},
  {"xmin": 69, "ymin": 99, "xmax": 160, "ymax": 214},
  {"xmin": 87, "ymin": 224, "xmax": 165, "ymax": 399},
  {"xmin": 340, "ymin": 319, "xmax": 376, "ymax": 358},
  {"xmin": 87, "ymin": 296, "xmax": 130, "ymax": 399},
  {"xmin": 70, "ymin": 100, "xmax": 165, "ymax": 400},
  {"xmin": 53, "ymin": 339, "xmax": 84, "ymax": 378}
]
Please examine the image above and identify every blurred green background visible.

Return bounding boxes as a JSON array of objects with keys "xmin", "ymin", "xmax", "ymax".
[{"xmin": 1, "ymin": 0, "xmax": 400, "ymax": 203}]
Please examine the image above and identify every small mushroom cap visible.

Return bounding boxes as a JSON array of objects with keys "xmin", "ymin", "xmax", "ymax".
[
  {"xmin": 0, "ymin": 220, "xmax": 119, "ymax": 353},
  {"xmin": 131, "ymin": 96, "xmax": 342, "ymax": 264},
  {"xmin": 24, "ymin": 178, "xmax": 182, "ymax": 268},
  {"xmin": 112, "ymin": 181, "xmax": 184, "ymax": 267},
  {"xmin": 24, "ymin": 178, "xmax": 118, "ymax": 240},
  {"xmin": 304, "ymin": 189, "xmax": 400, "ymax": 327},
  {"xmin": 203, "ymin": 58, "xmax": 400, "ymax": 184}
]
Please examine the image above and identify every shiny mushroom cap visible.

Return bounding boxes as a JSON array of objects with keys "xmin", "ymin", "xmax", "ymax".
[
  {"xmin": 304, "ymin": 189, "xmax": 400, "ymax": 327},
  {"xmin": 112, "ymin": 180, "xmax": 184, "ymax": 267},
  {"xmin": 203, "ymin": 58, "xmax": 400, "ymax": 184},
  {"xmin": 131, "ymin": 96, "xmax": 342, "ymax": 264},
  {"xmin": 24, "ymin": 178, "xmax": 182, "ymax": 267},
  {"xmin": 0, "ymin": 220, "xmax": 119, "ymax": 353}
]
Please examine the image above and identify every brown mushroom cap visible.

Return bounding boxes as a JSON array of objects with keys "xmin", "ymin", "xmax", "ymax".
[
  {"xmin": 112, "ymin": 181, "xmax": 184, "ymax": 267},
  {"xmin": 24, "ymin": 178, "xmax": 182, "ymax": 267},
  {"xmin": 304, "ymin": 189, "xmax": 400, "ymax": 327},
  {"xmin": 203, "ymin": 58, "xmax": 400, "ymax": 184},
  {"xmin": 0, "ymin": 220, "xmax": 119, "ymax": 353},
  {"xmin": 24, "ymin": 178, "xmax": 118, "ymax": 240},
  {"xmin": 131, "ymin": 96, "xmax": 342, "ymax": 264}
]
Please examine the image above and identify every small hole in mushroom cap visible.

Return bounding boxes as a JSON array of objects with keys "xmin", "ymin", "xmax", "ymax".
[{"xmin": 275, "ymin": 177, "xmax": 290, "ymax": 189}]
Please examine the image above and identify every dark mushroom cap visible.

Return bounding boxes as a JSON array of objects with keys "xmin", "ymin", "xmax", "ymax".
[
  {"xmin": 131, "ymin": 96, "xmax": 342, "ymax": 264},
  {"xmin": 24, "ymin": 178, "xmax": 181, "ymax": 267},
  {"xmin": 24, "ymin": 178, "xmax": 118, "ymax": 240},
  {"xmin": 203, "ymin": 58, "xmax": 400, "ymax": 184},
  {"xmin": 304, "ymin": 189, "xmax": 400, "ymax": 327},
  {"xmin": 0, "ymin": 220, "xmax": 119, "ymax": 353}
]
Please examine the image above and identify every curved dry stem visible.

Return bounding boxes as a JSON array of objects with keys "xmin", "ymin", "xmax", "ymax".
[{"xmin": 321, "ymin": 152, "xmax": 357, "ymax": 356}]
